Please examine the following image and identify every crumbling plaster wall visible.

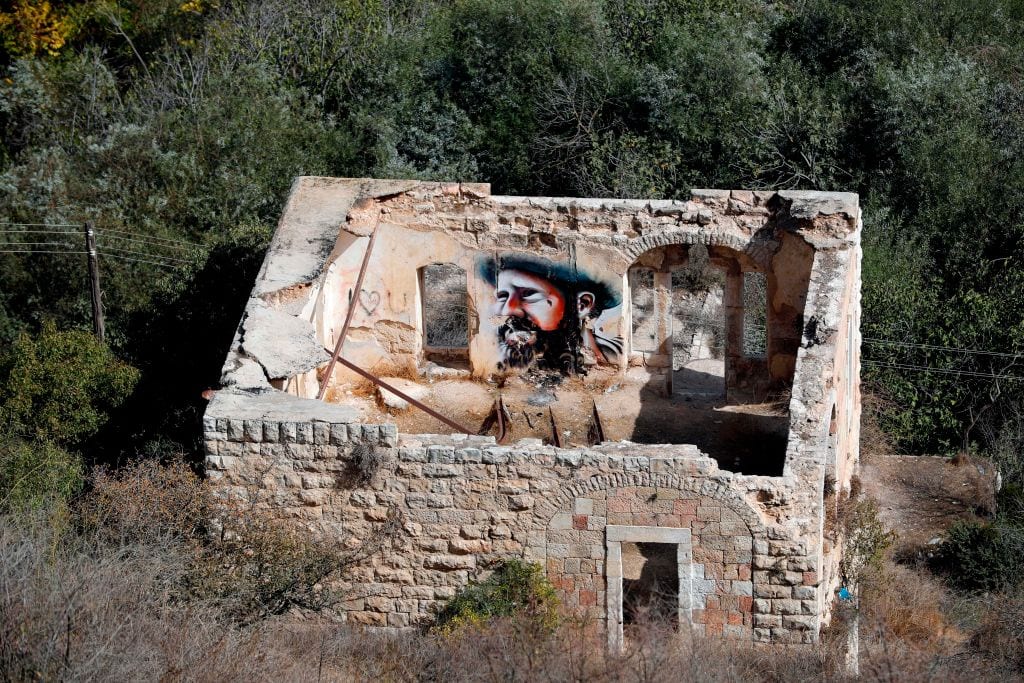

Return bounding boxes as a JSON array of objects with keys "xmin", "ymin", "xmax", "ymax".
[
  {"xmin": 206, "ymin": 177, "xmax": 861, "ymax": 646},
  {"xmin": 303, "ymin": 184, "xmax": 831, "ymax": 394}
]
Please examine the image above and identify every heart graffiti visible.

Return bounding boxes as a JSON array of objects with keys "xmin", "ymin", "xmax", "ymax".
[{"xmin": 359, "ymin": 289, "xmax": 381, "ymax": 314}]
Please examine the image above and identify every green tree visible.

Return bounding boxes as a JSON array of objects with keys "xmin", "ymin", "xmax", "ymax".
[{"xmin": 0, "ymin": 321, "xmax": 138, "ymax": 446}]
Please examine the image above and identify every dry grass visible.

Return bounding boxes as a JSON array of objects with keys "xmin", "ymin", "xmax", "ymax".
[
  {"xmin": 860, "ymin": 563, "xmax": 963, "ymax": 651},
  {"xmin": 860, "ymin": 392, "xmax": 898, "ymax": 461},
  {"xmin": 1, "ymin": 459, "xmax": 1022, "ymax": 681}
]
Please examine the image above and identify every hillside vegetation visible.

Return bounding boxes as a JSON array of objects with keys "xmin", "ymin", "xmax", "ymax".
[{"xmin": 1, "ymin": 0, "xmax": 1023, "ymax": 679}]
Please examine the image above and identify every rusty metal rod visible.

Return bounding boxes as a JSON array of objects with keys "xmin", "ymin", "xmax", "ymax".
[
  {"xmin": 591, "ymin": 398, "xmax": 606, "ymax": 443},
  {"xmin": 317, "ymin": 213, "xmax": 382, "ymax": 400},
  {"xmin": 496, "ymin": 394, "xmax": 509, "ymax": 443},
  {"xmin": 334, "ymin": 356, "xmax": 473, "ymax": 434},
  {"xmin": 548, "ymin": 406, "xmax": 562, "ymax": 448}
]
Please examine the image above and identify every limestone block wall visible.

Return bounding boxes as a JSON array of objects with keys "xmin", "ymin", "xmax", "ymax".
[
  {"xmin": 205, "ymin": 390, "xmax": 826, "ymax": 644},
  {"xmin": 204, "ymin": 178, "xmax": 862, "ymax": 647}
]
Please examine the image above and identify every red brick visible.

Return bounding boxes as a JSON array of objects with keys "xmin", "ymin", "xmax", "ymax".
[
  {"xmin": 674, "ymin": 500, "xmax": 698, "ymax": 516},
  {"xmin": 579, "ymin": 590, "xmax": 597, "ymax": 606},
  {"xmin": 739, "ymin": 596, "xmax": 753, "ymax": 612},
  {"xmin": 738, "ymin": 564, "xmax": 752, "ymax": 581},
  {"xmin": 572, "ymin": 514, "xmax": 587, "ymax": 530},
  {"xmin": 703, "ymin": 609, "xmax": 726, "ymax": 626},
  {"xmin": 802, "ymin": 571, "xmax": 818, "ymax": 586},
  {"xmin": 608, "ymin": 498, "xmax": 631, "ymax": 513},
  {"xmin": 728, "ymin": 611, "xmax": 743, "ymax": 626},
  {"xmin": 552, "ymin": 576, "xmax": 575, "ymax": 592}
]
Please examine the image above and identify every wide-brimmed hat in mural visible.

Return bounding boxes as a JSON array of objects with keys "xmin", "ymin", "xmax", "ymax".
[{"xmin": 477, "ymin": 253, "xmax": 622, "ymax": 317}]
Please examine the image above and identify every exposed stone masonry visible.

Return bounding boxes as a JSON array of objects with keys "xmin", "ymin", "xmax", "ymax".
[{"xmin": 204, "ymin": 178, "xmax": 862, "ymax": 647}]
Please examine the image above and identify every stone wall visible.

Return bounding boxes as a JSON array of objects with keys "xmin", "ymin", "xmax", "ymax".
[
  {"xmin": 206, "ymin": 393, "xmax": 823, "ymax": 644},
  {"xmin": 204, "ymin": 178, "xmax": 862, "ymax": 647}
]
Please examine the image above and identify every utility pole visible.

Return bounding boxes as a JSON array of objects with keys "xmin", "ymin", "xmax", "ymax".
[{"xmin": 83, "ymin": 222, "xmax": 105, "ymax": 343}]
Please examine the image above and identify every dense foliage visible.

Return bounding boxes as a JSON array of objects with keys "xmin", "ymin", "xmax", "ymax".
[
  {"xmin": 0, "ymin": 320, "xmax": 137, "ymax": 445},
  {"xmin": 935, "ymin": 484, "xmax": 1024, "ymax": 591},
  {"xmin": 435, "ymin": 559, "xmax": 559, "ymax": 634},
  {"xmin": 1, "ymin": 0, "xmax": 1023, "ymax": 471}
]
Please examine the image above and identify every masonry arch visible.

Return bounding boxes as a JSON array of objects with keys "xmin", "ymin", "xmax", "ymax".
[{"xmin": 530, "ymin": 472, "xmax": 766, "ymax": 641}]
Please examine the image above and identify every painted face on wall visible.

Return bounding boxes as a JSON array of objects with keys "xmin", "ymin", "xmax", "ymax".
[
  {"xmin": 493, "ymin": 269, "xmax": 567, "ymax": 331},
  {"xmin": 480, "ymin": 255, "xmax": 623, "ymax": 375}
]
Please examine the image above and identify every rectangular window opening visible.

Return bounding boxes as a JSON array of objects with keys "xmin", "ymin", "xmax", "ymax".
[
  {"xmin": 420, "ymin": 264, "xmax": 469, "ymax": 360},
  {"xmin": 629, "ymin": 268, "xmax": 657, "ymax": 354},
  {"xmin": 742, "ymin": 272, "xmax": 767, "ymax": 357}
]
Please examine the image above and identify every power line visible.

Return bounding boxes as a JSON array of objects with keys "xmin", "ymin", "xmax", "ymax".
[
  {"xmin": 97, "ymin": 245, "xmax": 190, "ymax": 264},
  {"xmin": 0, "ymin": 221, "xmax": 79, "ymax": 228},
  {"xmin": 863, "ymin": 337, "xmax": 1021, "ymax": 359},
  {"xmin": 862, "ymin": 360, "xmax": 1024, "ymax": 382},
  {"xmin": 0, "ymin": 229, "xmax": 80, "ymax": 235},
  {"xmin": 99, "ymin": 252, "xmax": 178, "ymax": 269},
  {"xmin": 0, "ymin": 241, "xmax": 75, "ymax": 247},
  {"xmin": 95, "ymin": 227, "xmax": 202, "ymax": 248},
  {"xmin": 97, "ymin": 233, "xmax": 199, "ymax": 252},
  {"xmin": 0, "ymin": 249, "xmax": 86, "ymax": 254}
]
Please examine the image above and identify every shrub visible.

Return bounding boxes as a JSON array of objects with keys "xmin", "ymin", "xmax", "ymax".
[
  {"xmin": 840, "ymin": 498, "xmax": 895, "ymax": 587},
  {"xmin": 0, "ymin": 322, "xmax": 138, "ymax": 446},
  {"xmin": 0, "ymin": 437, "xmax": 83, "ymax": 514},
  {"xmin": 347, "ymin": 443, "xmax": 384, "ymax": 486},
  {"xmin": 188, "ymin": 510, "xmax": 393, "ymax": 624},
  {"xmin": 434, "ymin": 560, "xmax": 559, "ymax": 635},
  {"xmin": 934, "ymin": 519, "xmax": 1024, "ymax": 592},
  {"xmin": 970, "ymin": 592, "xmax": 1024, "ymax": 673},
  {"xmin": 75, "ymin": 457, "xmax": 402, "ymax": 624},
  {"xmin": 77, "ymin": 458, "xmax": 208, "ymax": 548}
]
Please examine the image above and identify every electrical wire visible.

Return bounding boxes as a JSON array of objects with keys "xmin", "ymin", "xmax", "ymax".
[
  {"xmin": 99, "ymin": 252, "xmax": 178, "ymax": 269},
  {"xmin": 0, "ymin": 241, "xmax": 75, "ymax": 247},
  {"xmin": 862, "ymin": 360, "xmax": 1024, "ymax": 382},
  {"xmin": 0, "ymin": 222, "xmax": 79, "ymax": 228},
  {"xmin": 97, "ymin": 233, "xmax": 199, "ymax": 251},
  {"xmin": 863, "ymin": 337, "xmax": 1021, "ymax": 359},
  {"xmin": 97, "ymin": 245, "xmax": 189, "ymax": 264},
  {"xmin": 0, "ymin": 249, "xmax": 86, "ymax": 254},
  {"xmin": 95, "ymin": 227, "xmax": 202, "ymax": 248},
  {"xmin": 0, "ymin": 229, "xmax": 80, "ymax": 235}
]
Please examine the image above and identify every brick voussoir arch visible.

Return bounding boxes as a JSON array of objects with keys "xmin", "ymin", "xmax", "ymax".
[
  {"xmin": 623, "ymin": 228, "xmax": 779, "ymax": 271},
  {"xmin": 531, "ymin": 471, "xmax": 766, "ymax": 538}
]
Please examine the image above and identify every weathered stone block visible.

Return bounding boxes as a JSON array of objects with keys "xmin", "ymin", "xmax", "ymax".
[
  {"xmin": 312, "ymin": 422, "xmax": 331, "ymax": 444},
  {"xmin": 509, "ymin": 494, "xmax": 533, "ymax": 510},
  {"xmin": 773, "ymin": 599, "xmax": 801, "ymax": 615},
  {"xmin": 227, "ymin": 419, "xmax": 245, "ymax": 442},
  {"xmin": 361, "ymin": 424, "xmax": 380, "ymax": 444},
  {"xmin": 387, "ymin": 612, "xmax": 410, "ymax": 628},
  {"xmin": 280, "ymin": 422, "xmax": 297, "ymax": 443},
  {"xmin": 449, "ymin": 538, "xmax": 491, "ymax": 554},
  {"xmin": 425, "ymin": 554, "xmax": 475, "ymax": 571}
]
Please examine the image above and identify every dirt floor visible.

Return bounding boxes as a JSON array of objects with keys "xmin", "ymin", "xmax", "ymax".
[
  {"xmin": 859, "ymin": 453, "xmax": 999, "ymax": 555},
  {"xmin": 328, "ymin": 361, "xmax": 789, "ymax": 476}
]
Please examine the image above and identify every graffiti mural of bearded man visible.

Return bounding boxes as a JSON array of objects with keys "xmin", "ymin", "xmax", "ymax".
[{"xmin": 478, "ymin": 254, "xmax": 623, "ymax": 375}]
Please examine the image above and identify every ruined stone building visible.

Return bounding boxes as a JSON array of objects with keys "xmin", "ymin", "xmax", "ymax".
[{"xmin": 203, "ymin": 178, "xmax": 862, "ymax": 646}]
